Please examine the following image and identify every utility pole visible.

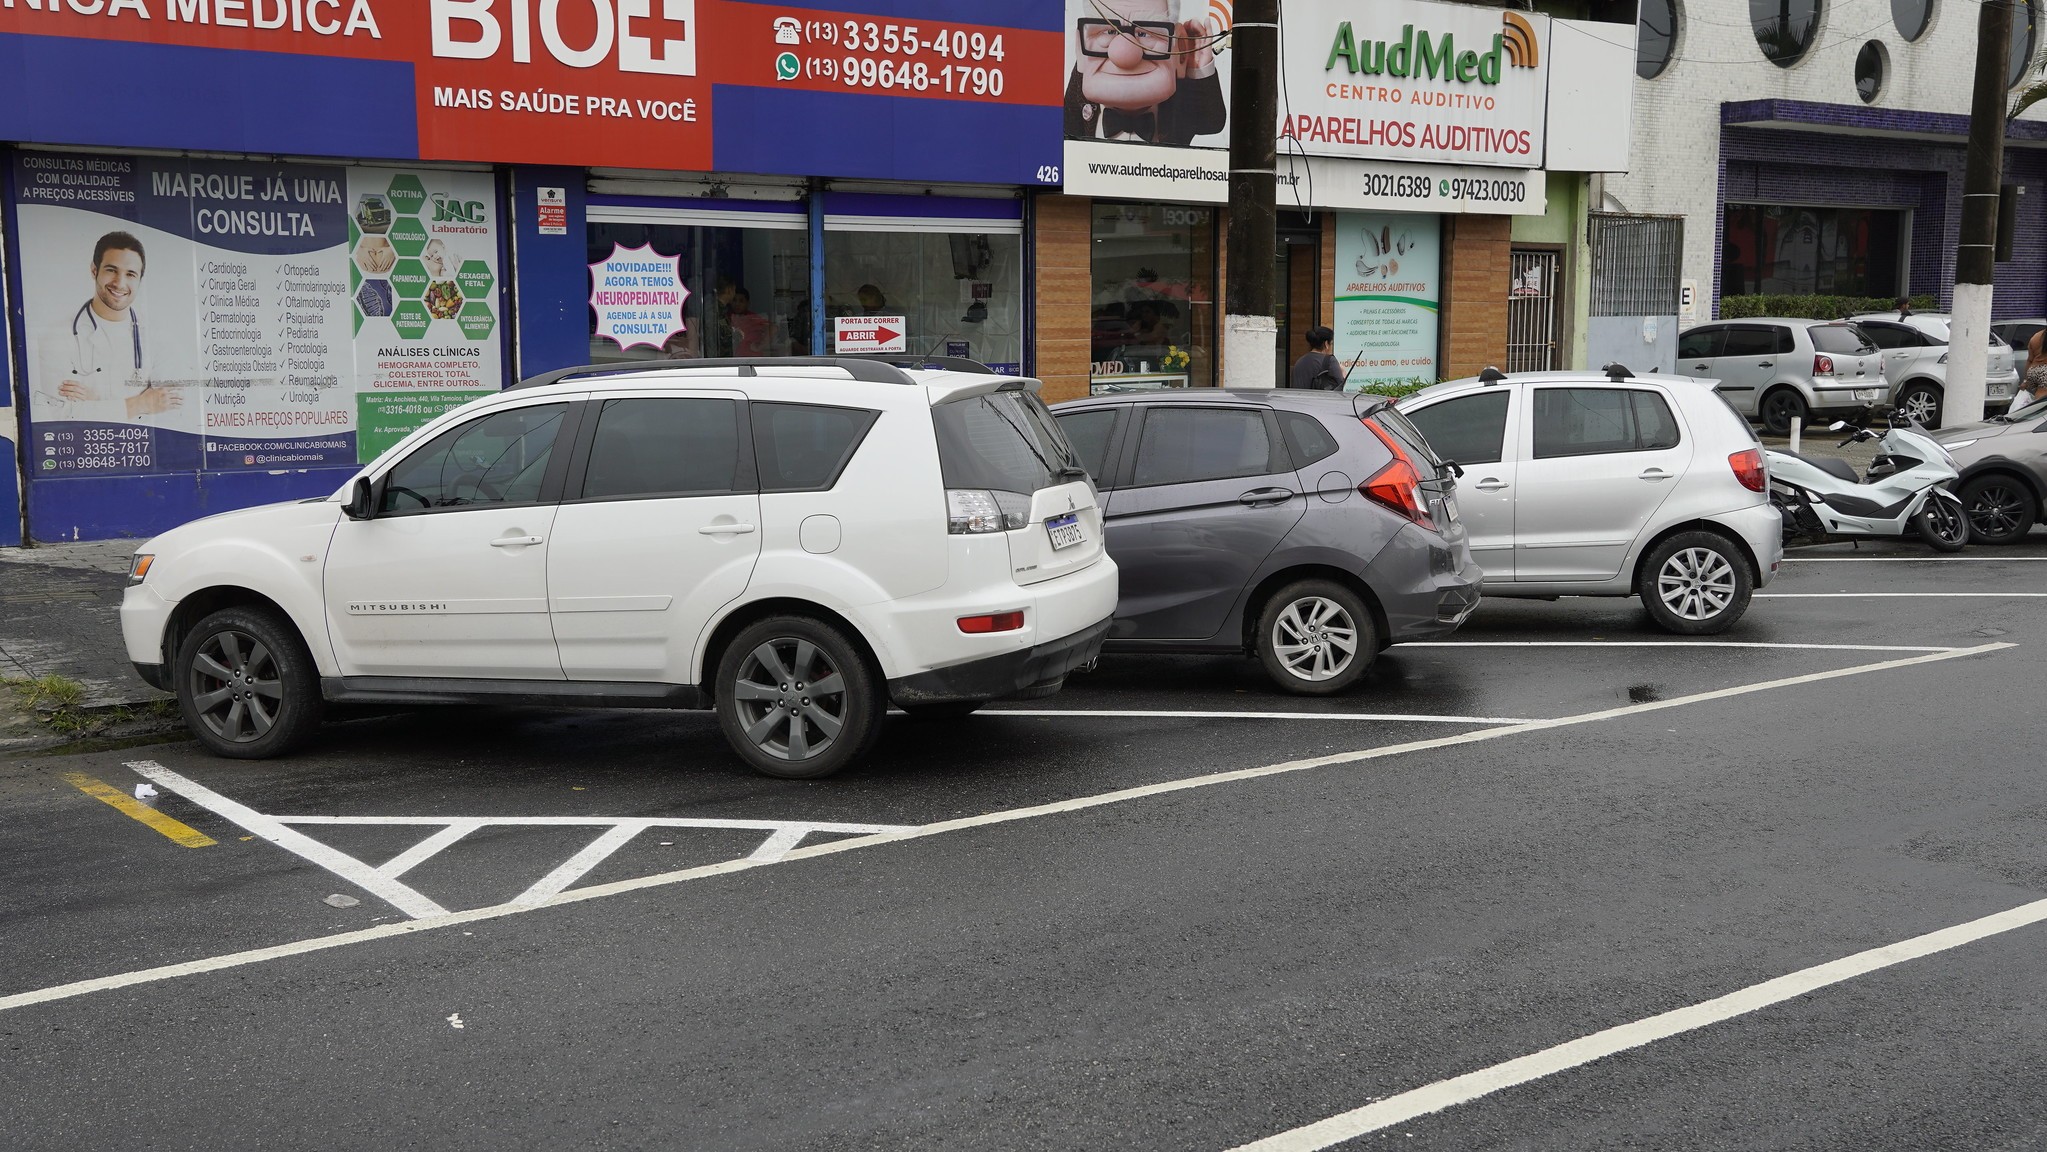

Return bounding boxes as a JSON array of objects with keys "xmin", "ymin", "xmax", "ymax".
[
  {"xmin": 1222, "ymin": 0, "xmax": 1278, "ymax": 388},
  {"xmin": 1950, "ymin": 0, "xmax": 2014, "ymax": 426}
]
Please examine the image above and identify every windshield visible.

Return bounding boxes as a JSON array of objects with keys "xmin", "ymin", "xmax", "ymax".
[
  {"xmin": 1370, "ymin": 404, "xmax": 1445, "ymax": 468},
  {"xmin": 932, "ymin": 390, "xmax": 1084, "ymax": 493},
  {"xmin": 1810, "ymin": 325, "xmax": 1874, "ymax": 354}
]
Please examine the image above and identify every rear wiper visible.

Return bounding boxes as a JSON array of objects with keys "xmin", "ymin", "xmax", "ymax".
[{"xmin": 1056, "ymin": 464, "xmax": 1090, "ymax": 480}]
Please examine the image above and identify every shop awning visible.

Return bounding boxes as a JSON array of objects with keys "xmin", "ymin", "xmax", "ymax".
[{"xmin": 1722, "ymin": 99, "xmax": 2047, "ymax": 148}]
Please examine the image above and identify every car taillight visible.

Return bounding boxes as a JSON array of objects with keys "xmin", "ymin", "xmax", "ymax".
[
  {"xmin": 957, "ymin": 611, "xmax": 1026, "ymax": 634},
  {"xmin": 947, "ymin": 489, "xmax": 1029, "ymax": 534},
  {"xmin": 1729, "ymin": 448, "xmax": 1766, "ymax": 493},
  {"xmin": 1359, "ymin": 418, "xmax": 1436, "ymax": 530},
  {"xmin": 1813, "ymin": 354, "xmax": 1835, "ymax": 376}
]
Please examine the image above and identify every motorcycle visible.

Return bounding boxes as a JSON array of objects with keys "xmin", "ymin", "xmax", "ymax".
[{"xmin": 1768, "ymin": 409, "xmax": 1969, "ymax": 552}]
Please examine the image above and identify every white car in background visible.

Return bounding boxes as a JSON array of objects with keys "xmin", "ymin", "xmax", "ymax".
[
  {"xmin": 1849, "ymin": 312, "xmax": 2020, "ymax": 427},
  {"xmin": 120, "ymin": 357, "xmax": 1118, "ymax": 780},
  {"xmin": 1399, "ymin": 366, "xmax": 1783, "ymax": 634}
]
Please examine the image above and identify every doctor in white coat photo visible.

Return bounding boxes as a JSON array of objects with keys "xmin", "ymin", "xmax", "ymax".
[{"xmin": 34, "ymin": 230, "xmax": 180, "ymax": 424}]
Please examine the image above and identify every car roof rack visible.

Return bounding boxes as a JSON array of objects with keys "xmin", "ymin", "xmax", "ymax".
[
  {"xmin": 1478, "ymin": 366, "xmax": 1508, "ymax": 385},
  {"xmin": 1603, "ymin": 362, "xmax": 1634, "ymax": 381},
  {"xmin": 508, "ymin": 356, "xmax": 928, "ymax": 391},
  {"xmin": 843, "ymin": 354, "xmax": 998, "ymax": 375}
]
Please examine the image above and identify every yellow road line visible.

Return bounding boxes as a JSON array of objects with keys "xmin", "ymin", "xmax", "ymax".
[{"xmin": 62, "ymin": 772, "xmax": 217, "ymax": 848}]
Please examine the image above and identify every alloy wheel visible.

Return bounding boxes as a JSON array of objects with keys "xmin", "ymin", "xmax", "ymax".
[
  {"xmin": 1899, "ymin": 389, "xmax": 1940, "ymax": 426},
  {"xmin": 730, "ymin": 638, "xmax": 848, "ymax": 762},
  {"xmin": 187, "ymin": 629, "xmax": 283, "ymax": 743},
  {"xmin": 1926, "ymin": 497, "xmax": 1969, "ymax": 546},
  {"xmin": 1270, "ymin": 596, "xmax": 1359, "ymax": 682},
  {"xmin": 1966, "ymin": 483, "xmax": 2027, "ymax": 539},
  {"xmin": 1656, "ymin": 547, "xmax": 1737, "ymax": 622}
]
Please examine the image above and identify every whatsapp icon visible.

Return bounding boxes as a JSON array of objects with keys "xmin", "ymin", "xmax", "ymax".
[{"xmin": 775, "ymin": 52, "xmax": 801, "ymax": 81}]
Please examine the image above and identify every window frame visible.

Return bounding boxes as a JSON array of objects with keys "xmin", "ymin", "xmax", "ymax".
[
  {"xmin": 367, "ymin": 399, "xmax": 584, "ymax": 519},
  {"xmin": 1125, "ymin": 403, "xmax": 1290, "ymax": 490},
  {"xmin": 1403, "ymin": 388, "xmax": 1514, "ymax": 467},
  {"xmin": 1529, "ymin": 386, "xmax": 1686, "ymax": 461},
  {"xmin": 560, "ymin": 392, "xmax": 759, "ymax": 506}
]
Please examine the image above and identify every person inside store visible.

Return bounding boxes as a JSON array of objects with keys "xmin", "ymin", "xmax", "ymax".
[
  {"xmin": 1288, "ymin": 326, "xmax": 1344, "ymax": 391},
  {"xmin": 727, "ymin": 287, "xmax": 771, "ymax": 356},
  {"xmin": 1065, "ymin": 0, "xmax": 1225, "ymax": 146},
  {"xmin": 1129, "ymin": 300, "xmax": 1172, "ymax": 346},
  {"xmin": 35, "ymin": 230, "xmax": 180, "ymax": 423},
  {"xmin": 856, "ymin": 283, "xmax": 889, "ymax": 315}
]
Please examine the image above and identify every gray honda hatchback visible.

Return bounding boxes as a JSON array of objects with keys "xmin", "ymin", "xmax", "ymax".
[{"xmin": 1051, "ymin": 389, "xmax": 1482, "ymax": 694}]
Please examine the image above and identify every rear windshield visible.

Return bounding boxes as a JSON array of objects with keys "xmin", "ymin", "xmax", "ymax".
[
  {"xmin": 1369, "ymin": 404, "xmax": 1445, "ymax": 468},
  {"xmin": 933, "ymin": 390, "xmax": 1084, "ymax": 494},
  {"xmin": 1809, "ymin": 325, "xmax": 1875, "ymax": 354}
]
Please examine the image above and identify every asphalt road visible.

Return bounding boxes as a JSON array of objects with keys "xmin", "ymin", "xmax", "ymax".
[{"xmin": 3, "ymin": 539, "xmax": 2044, "ymax": 1150}]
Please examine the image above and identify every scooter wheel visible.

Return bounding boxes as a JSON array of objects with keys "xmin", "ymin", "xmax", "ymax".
[{"xmin": 1914, "ymin": 496, "xmax": 1969, "ymax": 553}]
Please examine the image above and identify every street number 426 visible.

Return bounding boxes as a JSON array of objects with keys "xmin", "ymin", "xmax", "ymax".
[{"xmin": 1034, "ymin": 165, "xmax": 1062, "ymax": 184}]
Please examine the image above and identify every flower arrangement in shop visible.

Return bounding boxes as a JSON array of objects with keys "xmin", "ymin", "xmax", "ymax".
[{"xmin": 1160, "ymin": 345, "xmax": 1191, "ymax": 372}]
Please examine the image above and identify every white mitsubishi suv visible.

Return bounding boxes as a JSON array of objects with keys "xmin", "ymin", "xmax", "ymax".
[{"xmin": 121, "ymin": 357, "xmax": 1117, "ymax": 779}]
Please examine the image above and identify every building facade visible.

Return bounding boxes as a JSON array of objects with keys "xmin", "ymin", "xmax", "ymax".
[
  {"xmin": 0, "ymin": 0, "xmax": 1633, "ymax": 545},
  {"xmin": 1611, "ymin": 0, "xmax": 2047, "ymax": 330}
]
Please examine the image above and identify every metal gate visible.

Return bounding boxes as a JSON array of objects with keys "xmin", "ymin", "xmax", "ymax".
[{"xmin": 1507, "ymin": 248, "xmax": 1561, "ymax": 373}]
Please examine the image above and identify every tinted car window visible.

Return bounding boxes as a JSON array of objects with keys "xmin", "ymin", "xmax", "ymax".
[
  {"xmin": 1369, "ymin": 404, "xmax": 1444, "ymax": 468},
  {"xmin": 1278, "ymin": 411, "xmax": 1340, "ymax": 468},
  {"xmin": 1132, "ymin": 408, "xmax": 1278, "ymax": 486},
  {"xmin": 1533, "ymin": 388, "xmax": 1689, "ymax": 459},
  {"xmin": 1677, "ymin": 327, "xmax": 1725, "ymax": 360},
  {"xmin": 1856, "ymin": 322, "xmax": 1913, "ymax": 350},
  {"xmin": 1633, "ymin": 391, "xmax": 1682, "ymax": 450},
  {"xmin": 1776, "ymin": 327, "xmax": 1797, "ymax": 355},
  {"xmin": 752, "ymin": 403, "xmax": 878, "ymax": 492},
  {"xmin": 379, "ymin": 403, "xmax": 567, "ymax": 514},
  {"xmin": 581, "ymin": 397, "xmax": 742, "ymax": 500},
  {"xmin": 1406, "ymin": 391, "xmax": 1509, "ymax": 465},
  {"xmin": 1810, "ymin": 324, "xmax": 1876, "ymax": 354},
  {"xmin": 1055, "ymin": 409, "xmax": 1119, "ymax": 482},
  {"xmin": 1720, "ymin": 327, "xmax": 1778, "ymax": 358},
  {"xmin": 935, "ymin": 391, "xmax": 1081, "ymax": 494}
]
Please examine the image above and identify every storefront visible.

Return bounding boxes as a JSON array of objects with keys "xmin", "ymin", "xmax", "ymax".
[{"xmin": 0, "ymin": 2, "xmax": 1067, "ymax": 542}]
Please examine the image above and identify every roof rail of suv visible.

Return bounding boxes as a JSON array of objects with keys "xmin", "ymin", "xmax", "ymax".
[
  {"xmin": 842, "ymin": 354, "xmax": 999, "ymax": 375},
  {"xmin": 509, "ymin": 356, "xmax": 933, "ymax": 391}
]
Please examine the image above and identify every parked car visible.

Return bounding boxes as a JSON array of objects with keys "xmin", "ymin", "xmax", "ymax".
[
  {"xmin": 1398, "ymin": 366, "xmax": 1783, "ymax": 634},
  {"xmin": 1849, "ymin": 312, "xmax": 2020, "ymax": 426},
  {"xmin": 121, "ymin": 358, "xmax": 1118, "ymax": 780},
  {"xmin": 1990, "ymin": 318, "xmax": 2046, "ymax": 377},
  {"xmin": 1674, "ymin": 318, "xmax": 1887, "ymax": 435},
  {"xmin": 1049, "ymin": 389, "xmax": 1480, "ymax": 695},
  {"xmin": 1931, "ymin": 394, "xmax": 2047, "ymax": 543}
]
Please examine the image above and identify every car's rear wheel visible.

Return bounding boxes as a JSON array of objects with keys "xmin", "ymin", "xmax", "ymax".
[
  {"xmin": 1640, "ymin": 532, "xmax": 1753, "ymax": 635},
  {"xmin": 1760, "ymin": 388, "xmax": 1808, "ymax": 437},
  {"xmin": 715, "ymin": 616, "xmax": 882, "ymax": 780},
  {"xmin": 1960, "ymin": 475, "xmax": 2037, "ymax": 544},
  {"xmin": 176, "ymin": 606, "xmax": 324, "ymax": 759},
  {"xmin": 1254, "ymin": 579, "xmax": 1377, "ymax": 696},
  {"xmin": 1896, "ymin": 381, "xmax": 1943, "ymax": 428}
]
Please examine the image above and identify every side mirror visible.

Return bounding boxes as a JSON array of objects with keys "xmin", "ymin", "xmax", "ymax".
[
  {"xmin": 1827, "ymin": 420, "xmax": 1848, "ymax": 431},
  {"xmin": 342, "ymin": 477, "xmax": 374, "ymax": 521}
]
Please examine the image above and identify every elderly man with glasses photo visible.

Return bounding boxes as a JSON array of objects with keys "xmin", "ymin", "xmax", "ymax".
[{"xmin": 1063, "ymin": 0, "xmax": 1227, "ymax": 146}]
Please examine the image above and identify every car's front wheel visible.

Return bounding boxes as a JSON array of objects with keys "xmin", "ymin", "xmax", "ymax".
[
  {"xmin": 1960, "ymin": 475, "xmax": 2037, "ymax": 544},
  {"xmin": 176, "ymin": 606, "xmax": 324, "ymax": 759},
  {"xmin": 1640, "ymin": 532, "xmax": 1753, "ymax": 635},
  {"xmin": 715, "ymin": 616, "xmax": 883, "ymax": 780},
  {"xmin": 1254, "ymin": 579, "xmax": 1377, "ymax": 696},
  {"xmin": 1914, "ymin": 493, "xmax": 1970, "ymax": 552},
  {"xmin": 1896, "ymin": 381, "xmax": 1943, "ymax": 428}
]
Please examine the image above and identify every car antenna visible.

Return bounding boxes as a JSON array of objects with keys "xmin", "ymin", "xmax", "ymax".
[
  {"xmin": 1478, "ymin": 366, "xmax": 1507, "ymax": 385},
  {"xmin": 1603, "ymin": 362, "xmax": 1634, "ymax": 381}
]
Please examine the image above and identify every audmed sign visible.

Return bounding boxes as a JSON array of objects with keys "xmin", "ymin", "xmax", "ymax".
[{"xmin": 1280, "ymin": 0, "xmax": 1550, "ymax": 170}]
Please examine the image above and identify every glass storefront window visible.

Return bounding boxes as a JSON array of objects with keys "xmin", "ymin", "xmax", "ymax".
[
  {"xmin": 586, "ymin": 212, "xmax": 809, "ymax": 363},
  {"xmin": 1089, "ymin": 202, "xmax": 1218, "ymax": 391},
  {"xmin": 1721, "ymin": 204, "xmax": 1902, "ymax": 297},
  {"xmin": 822, "ymin": 225, "xmax": 1023, "ymax": 371}
]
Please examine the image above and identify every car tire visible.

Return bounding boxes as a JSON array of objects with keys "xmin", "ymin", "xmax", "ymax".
[
  {"xmin": 1896, "ymin": 381, "xmax": 1943, "ymax": 429},
  {"xmin": 175, "ymin": 605, "xmax": 324, "ymax": 759},
  {"xmin": 1960, "ymin": 475, "xmax": 2037, "ymax": 544},
  {"xmin": 1639, "ymin": 531, "xmax": 1753, "ymax": 635},
  {"xmin": 1914, "ymin": 493, "xmax": 1970, "ymax": 552},
  {"xmin": 898, "ymin": 701, "xmax": 985, "ymax": 720},
  {"xmin": 1254, "ymin": 579, "xmax": 1377, "ymax": 696},
  {"xmin": 1759, "ymin": 388, "xmax": 1808, "ymax": 437},
  {"xmin": 715, "ymin": 615, "xmax": 883, "ymax": 780}
]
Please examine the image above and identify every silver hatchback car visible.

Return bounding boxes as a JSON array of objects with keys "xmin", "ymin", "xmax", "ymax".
[
  {"xmin": 1674, "ymin": 318, "xmax": 1888, "ymax": 436},
  {"xmin": 1399, "ymin": 366, "xmax": 1784, "ymax": 634}
]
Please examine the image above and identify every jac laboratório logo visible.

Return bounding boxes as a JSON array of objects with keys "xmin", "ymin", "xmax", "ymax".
[
  {"xmin": 431, "ymin": 0, "xmax": 696, "ymax": 76},
  {"xmin": 1325, "ymin": 9, "xmax": 1538, "ymax": 83}
]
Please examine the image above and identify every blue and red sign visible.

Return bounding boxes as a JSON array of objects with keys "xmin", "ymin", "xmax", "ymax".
[{"xmin": 0, "ymin": 0, "xmax": 1066, "ymax": 185}]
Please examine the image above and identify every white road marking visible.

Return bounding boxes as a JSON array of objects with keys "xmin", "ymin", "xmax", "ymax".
[
  {"xmin": 1757, "ymin": 592, "xmax": 2047, "ymax": 598},
  {"xmin": 512, "ymin": 824, "xmax": 644, "ymax": 907},
  {"xmin": 1784, "ymin": 555, "xmax": 2047, "ymax": 561},
  {"xmin": 0, "ymin": 642, "xmax": 2012, "ymax": 1016},
  {"xmin": 1400, "ymin": 641, "xmax": 1960, "ymax": 652},
  {"xmin": 377, "ymin": 821, "xmax": 483, "ymax": 879},
  {"xmin": 1228, "ymin": 891, "xmax": 2047, "ymax": 1150},
  {"xmin": 981, "ymin": 709, "xmax": 1536, "ymax": 724},
  {"xmin": 129, "ymin": 763, "xmax": 449, "ymax": 919}
]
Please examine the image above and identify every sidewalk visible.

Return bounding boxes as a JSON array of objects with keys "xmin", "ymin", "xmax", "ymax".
[{"xmin": 0, "ymin": 540, "xmax": 174, "ymax": 752}]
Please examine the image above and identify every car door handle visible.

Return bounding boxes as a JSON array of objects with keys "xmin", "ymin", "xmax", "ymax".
[
  {"xmin": 490, "ymin": 534, "xmax": 544, "ymax": 548},
  {"xmin": 1639, "ymin": 468, "xmax": 1672, "ymax": 481},
  {"xmin": 1757, "ymin": 361, "xmax": 1773, "ymax": 367},
  {"xmin": 1237, "ymin": 487, "xmax": 1293, "ymax": 506},
  {"xmin": 1474, "ymin": 479, "xmax": 1509, "ymax": 491},
  {"xmin": 1692, "ymin": 363, "xmax": 1710, "ymax": 371},
  {"xmin": 697, "ymin": 522, "xmax": 758, "ymax": 535}
]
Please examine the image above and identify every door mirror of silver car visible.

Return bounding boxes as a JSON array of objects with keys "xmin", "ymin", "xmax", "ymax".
[{"xmin": 342, "ymin": 477, "xmax": 374, "ymax": 521}]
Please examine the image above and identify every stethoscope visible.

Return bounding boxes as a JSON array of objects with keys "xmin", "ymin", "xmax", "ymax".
[{"xmin": 73, "ymin": 300, "xmax": 143, "ymax": 372}]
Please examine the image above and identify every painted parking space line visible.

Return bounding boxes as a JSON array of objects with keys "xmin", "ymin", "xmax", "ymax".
[
  {"xmin": 0, "ymin": 641, "xmax": 2010, "ymax": 1017},
  {"xmin": 61, "ymin": 772, "xmax": 217, "ymax": 849},
  {"xmin": 1757, "ymin": 592, "xmax": 2047, "ymax": 598},
  {"xmin": 1228, "ymin": 891, "xmax": 2047, "ymax": 1151},
  {"xmin": 129, "ymin": 763, "xmax": 916, "ymax": 918},
  {"xmin": 976, "ymin": 709, "xmax": 1538, "ymax": 724},
  {"xmin": 1784, "ymin": 555, "xmax": 2047, "ymax": 562},
  {"xmin": 1401, "ymin": 641, "xmax": 1962, "ymax": 652}
]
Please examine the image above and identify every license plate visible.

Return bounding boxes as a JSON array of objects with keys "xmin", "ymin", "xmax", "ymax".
[
  {"xmin": 1854, "ymin": 388, "xmax": 1882, "ymax": 401},
  {"xmin": 1046, "ymin": 513, "xmax": 1085, "ymax": 550},
  {"xmin": 1443, "ymin": 494, "xmax": 1460, "ymax": 524},
  {"xmin": 1990, "ymin": 383, "xmax": 2013, "ymax": 397}
]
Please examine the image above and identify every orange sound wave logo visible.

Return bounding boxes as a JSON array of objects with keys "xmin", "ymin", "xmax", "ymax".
[{"xmin": 1501, "ymin": 11, "xmax": 1539, "ymax": 68}]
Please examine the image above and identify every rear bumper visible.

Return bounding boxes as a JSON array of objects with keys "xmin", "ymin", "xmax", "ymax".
[
  {"xmin": 1369, "ymin": 524, "xmax": 1484, "ymax": 643},
  {"xmin": 1716, "ymin": 501, "xmax": 1785, "ymax": 588},
  {"xmin": 887, "ymin": 615, "xmax": 1112, "ymax": 706},
  {"xmin": 133, "ymin": 662, "xmax": 173, "ymax": 692}
]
